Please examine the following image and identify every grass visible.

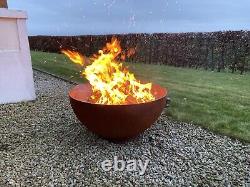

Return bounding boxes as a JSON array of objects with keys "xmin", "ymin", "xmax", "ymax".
[{"xmin": 31, "ymin": 51, "xmax": 250, "ymax": 142}]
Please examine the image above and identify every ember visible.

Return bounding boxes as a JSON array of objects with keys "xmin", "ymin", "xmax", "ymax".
[{"xmin": 62, "ymin": 37, "xmax": 155, "ymax": 105}]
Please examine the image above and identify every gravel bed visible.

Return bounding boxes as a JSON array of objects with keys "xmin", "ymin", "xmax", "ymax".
[{"xmin": 0, "ymin": 71, "xmax": 249, "ymax": 186}]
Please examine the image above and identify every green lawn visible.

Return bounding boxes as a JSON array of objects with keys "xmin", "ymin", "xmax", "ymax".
[{"xmin": 31, "ymin": 51, "xmax": 250, "ymax": 142}]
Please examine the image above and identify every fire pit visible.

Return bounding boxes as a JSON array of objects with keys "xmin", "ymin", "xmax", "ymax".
[
  {"xmin": 69, "ymin": 83, "xmax": 167, "ymax": 140},
  {"xmin": 62, "ymin": 37, "xmax": 168, "ymax": 140}
]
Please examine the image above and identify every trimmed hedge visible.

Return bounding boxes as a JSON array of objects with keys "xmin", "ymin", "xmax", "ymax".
[{"xmin": 29, "ymin": 31, "xmax": 250, "ymax": 73}]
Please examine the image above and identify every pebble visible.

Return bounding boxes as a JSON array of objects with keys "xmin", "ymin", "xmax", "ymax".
[{"xmin": 0, "ymin": 71, "xmax": 249, "ymax": 186}]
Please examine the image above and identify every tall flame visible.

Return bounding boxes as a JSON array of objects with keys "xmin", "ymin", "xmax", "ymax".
[{"xmin": 62, "ymin": 37, "xmax": 155, "ymax": 105}]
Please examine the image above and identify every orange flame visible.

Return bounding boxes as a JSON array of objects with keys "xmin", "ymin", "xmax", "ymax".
[
  {"xmin": 62, "ymin": 37, "xmax": 155, "ymax": 105},
  {"xmin": 61, "ymin": 49, "xmax": 85, "ymax": 66}
]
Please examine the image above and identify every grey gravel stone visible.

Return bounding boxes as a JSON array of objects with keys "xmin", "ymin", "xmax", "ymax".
[{"xmin": 0, "ymin": 71, "xmax": 249, "ymax": 186}]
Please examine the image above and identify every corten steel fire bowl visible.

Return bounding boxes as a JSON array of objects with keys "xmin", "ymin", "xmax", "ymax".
[{"xmin": 69, "ymin": 83, "xmax": 167, "ymax": 141}]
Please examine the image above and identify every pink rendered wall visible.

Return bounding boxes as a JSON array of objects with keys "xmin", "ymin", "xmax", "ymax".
[{"xmin": 0, "ymin": 8, "xmax": 36, "ymax": 104}]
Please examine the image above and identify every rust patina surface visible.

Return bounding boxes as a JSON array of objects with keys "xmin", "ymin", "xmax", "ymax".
[
  {"xmin": 0, "ymin": 0, "xmax": 8, "ymax": 8},
  {"xmin": 69, "ymin": 83, "xmax": 167, "ymax": 141}
]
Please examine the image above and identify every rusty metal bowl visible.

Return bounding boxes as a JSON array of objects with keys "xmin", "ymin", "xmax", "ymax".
[{"xmin": 69, "ymin": 83, "xmax": 167, "ymax": 141}]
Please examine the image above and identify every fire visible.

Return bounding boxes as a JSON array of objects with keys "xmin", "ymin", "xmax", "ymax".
[
  {"xmin": 61, "ymin": 49, "xmax": 85, "ymax": 66},
  {"xmin": 62, "ymin": 37, "xmax": 155, "ymax": 105}
]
